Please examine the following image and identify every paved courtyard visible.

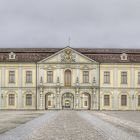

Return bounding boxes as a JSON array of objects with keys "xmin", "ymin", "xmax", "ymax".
[
  {"xmin": 0, "ymin": 111, "xmax": 45, "ymax": 134},
  {"xmin": 0, "ymin": 110, "xmax": 140, "ymax": 140}
]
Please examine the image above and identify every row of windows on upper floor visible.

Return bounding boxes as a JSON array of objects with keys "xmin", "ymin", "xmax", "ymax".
[
  {"xmin": 8, "ymin": 71, "xmax": 33, "ymax": 84},
  {"xmin": 7, "ymin": 70, "xmax": 90, "ymax": 84},
  {"xmin": 103, "ymin": 71, "xmax": 140, "ymax": 84},
  {"xmin": 6, "ymin": 70, "xmax": 140, "ymax": 85},
  {"xmin": 46, "ymin": 70, "xmax": 90, "ymax": 84}
]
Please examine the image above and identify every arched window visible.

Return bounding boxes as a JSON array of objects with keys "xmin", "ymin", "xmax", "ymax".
[
  {"xmin": 26, "ymin": 94, "xmax": 32, "ymax": 105},
  {"xmin": 9, "ymin": 94, "xmax": 15, "ymax": 105},
  {"xmin": 65, "ymin": 69, "xmax": 71, "ymax": 86}
]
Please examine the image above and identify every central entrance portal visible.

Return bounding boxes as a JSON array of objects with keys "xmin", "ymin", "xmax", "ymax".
[{"xmin": 62, "ymin": 93, "xmax": 74, "ymax": 109}]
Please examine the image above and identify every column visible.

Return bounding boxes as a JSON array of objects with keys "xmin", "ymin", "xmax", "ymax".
[
  {"xmin": 113, "ymin": 65, "xmax": 118, "ymax": 110},
  {"xmin": 0, "ymin": 68, "xmax": 2, "ymax": 109},
  {"xmin": 1, "ymin": 67, "xmax": 5, "ymax": 109},
  {"xmin": 39, "ymin": 87, "xmax": 44, "ymax": 110},
  {"xmin": 131, "ymin": 64, "xmax": 135, "ymax": 110},
  {"xmin": 81, "ymin": 95, "xmax": 83, "ymax": 109},
  {"xmin": 0, "ymin": 86, "xmax": 1, "ymax": 110},
  {"xmin": 92, "ymin": 88, "xmax": 97, "ymax": 110},
  {"xmin": 56, "ymin": 87, "xmax": 60, "ymax": 109},
  {"xmin": 18, "ymin": 65, "xmax": 22, "ymax": 109},
  {"xmin": 75, "ymin": 88, "xmax": 79, "ymax": 109}
]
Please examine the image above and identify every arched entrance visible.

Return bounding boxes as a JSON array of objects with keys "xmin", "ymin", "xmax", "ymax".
[
  {"xmin": 82, "ymin": 93, "xmax": 91, "ymax": 110},
  {"xmin": 45, "ymin": 93, "xmax": 55, "ymax": 110},
  {"xmin": 62, "ymin": 93, "xmax": 74, "ymax": 109}
]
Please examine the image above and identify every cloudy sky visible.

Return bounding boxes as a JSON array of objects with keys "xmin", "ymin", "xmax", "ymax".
[{"xmin": 0, "ymin": 0, "xmax": 140, "ymax": 48}]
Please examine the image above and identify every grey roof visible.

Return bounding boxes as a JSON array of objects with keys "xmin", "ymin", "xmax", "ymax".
[{"xmin": 0, "ymin": 48, "xmax": 140, "ymax": 63}]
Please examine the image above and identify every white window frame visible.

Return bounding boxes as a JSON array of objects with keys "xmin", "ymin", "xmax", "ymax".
[
  {"xmin": 9, "ymin": 52, "xmax": 16, "ymax": 60},
  {"xmin": 9, "ymin": 71, "xmax": 15, "ymax": 83},
  {"xmin": 83, "ymin": 71, "xmax": 89, "ymax": 83},
  {"xmin": 26, "ymin": 71, "xmax": 32, "ymax": 83}
]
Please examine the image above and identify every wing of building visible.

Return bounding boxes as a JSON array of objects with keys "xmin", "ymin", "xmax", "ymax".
[{"xmin": 0, "ymin": 46, "xmax": 140, "ymax": 110}]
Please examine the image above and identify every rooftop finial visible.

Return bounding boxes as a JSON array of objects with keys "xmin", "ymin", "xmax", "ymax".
[{"xmin": 68, "ymin": 37, "xmax": 71, "ymax": 47}]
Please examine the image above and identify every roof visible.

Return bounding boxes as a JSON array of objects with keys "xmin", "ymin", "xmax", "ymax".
[{"xmin": 0, "ymin": 47, "xmax": 140, "ymax": 63}]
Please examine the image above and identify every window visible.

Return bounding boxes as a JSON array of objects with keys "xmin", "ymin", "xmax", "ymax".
[
  {"xmin": 104, "ymin": 71, "xmax": 110, "ymax": 84},
  {"xmin": 84, "ymin": 101, "xmax": 88, "ymax": 106},
  {"xmin": 9, "ymin": 71, "xmax": 15, "ymax": 83},
  {"xmin": 121, "ymin": 95, "xmax": 127, "ymax": 106},
  {"xmin": 138, "ymin": 72, "xmax": 140, "ymax": 84},
  {"xmin": 9, "ymin": 94, "xmax": 15, "ymax": 105},
  {"xmin": 138, "ymin": 95, "xmax": 140, "ymax": 106},
  {"xmin": 121, "ymin": 72, "xmax": 127, "ymax": 84},
  {"xmin": 83, "ymin": 71, "xmax": 89, "ymax": 83},
  {"xmin": 26, "ymin": 94, "xmax": 32, "ymax": 105},
  {"xmin": 47, "ymin": 71, "xmax": 53, "ymax": 83},
  {"xmin": 120, "ymin": 53, "xmax": 127, "ymax": 61},
  {"xmin": 9, "ymin": 52, "xmax": 16, "ymax": 60},
  {"xmin": 48, "ymin": 100, "xmax": 51, "ymax": 106},
  {"xmin": 65, "ymin": 69, "xmax": 71, "ymax": 86},
  {"xmin": 104, "ymin": 95, "xmax": 110, "ymax": 106},
  {"xmin": 26, "ymin": 71, "xmax": 32, "ymax": 83}
]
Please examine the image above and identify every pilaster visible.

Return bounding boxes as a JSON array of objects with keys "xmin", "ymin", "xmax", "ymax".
[
  {"xmin": 18, "ymin": 65, "xmax": 22, "ymax": 109},
  {"xmin": 39, "ymin": 87, "xmax": 44, "ymax": 110},
  {"xmin": 75, "ymin": 87, "xmax": 79, "ymax": 109}
]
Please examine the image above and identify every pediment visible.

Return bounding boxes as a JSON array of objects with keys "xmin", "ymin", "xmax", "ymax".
[{"xmin": 38, "ymin": 47, "xmax": 97, "ymax": 64}]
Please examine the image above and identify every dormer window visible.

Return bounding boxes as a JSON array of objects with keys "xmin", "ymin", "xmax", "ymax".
[
  {"xmin": 120, "ymin": 53, "xmax": 127, "ymax": 61},
  {"xmin": 9, "ymin": 52, "xmax": 16, "ymax": 60}
]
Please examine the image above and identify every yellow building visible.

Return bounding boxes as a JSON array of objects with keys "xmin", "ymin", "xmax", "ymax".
[{"xmin": 0, "ymin": 47, "xmax": 140, "ymax": 110}]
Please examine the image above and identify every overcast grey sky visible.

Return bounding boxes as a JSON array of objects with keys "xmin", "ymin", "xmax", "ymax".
[{"xmin": 0, "ymin": 0, "xmax": 140, "ymax": 48}]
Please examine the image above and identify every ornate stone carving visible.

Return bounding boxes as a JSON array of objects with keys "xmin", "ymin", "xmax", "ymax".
[{"xmin": 60, "ymin": 49, "xmax": 76, "ymax": 62}]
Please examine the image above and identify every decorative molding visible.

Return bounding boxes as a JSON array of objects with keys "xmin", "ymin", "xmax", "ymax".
[{"xmin": 60, "ymin": 49, "xmax": 76, "ymax": 63}]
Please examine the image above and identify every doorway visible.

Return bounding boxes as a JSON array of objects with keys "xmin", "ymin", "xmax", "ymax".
[{"xmin": 62, "ymin": 93, "xmax": 74, "ymax": 109}]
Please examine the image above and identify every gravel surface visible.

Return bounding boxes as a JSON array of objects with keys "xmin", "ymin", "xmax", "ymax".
[
  {"xmin": 0, "ymin": 111, "xmax": 58, "ymax": 140},
  {"xmin": 26, "ymin": 110, "xmax": 105, "ymax": 140},
  {"xmin": 90, "ymin": 111, "xmax": 140, "ymax": 134},
  {"xmin": 0, "ymin": 110, "xmax": 140, "ymax": 140},
  {"xmin": 99, "ymin": 111, "xmax": 140, "ymax": 124},
  {"xmin": 0, "ymin": 111, "xmax": 45, "ymax": 134},
  {"xmin": 78, "ymin": 111, "xmax": 140, "ymax": 140}
]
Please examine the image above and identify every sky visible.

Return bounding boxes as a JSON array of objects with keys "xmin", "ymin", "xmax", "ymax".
[{"xmin": 0, "ymin": 0, "xmax": 140, "ymax": 48}]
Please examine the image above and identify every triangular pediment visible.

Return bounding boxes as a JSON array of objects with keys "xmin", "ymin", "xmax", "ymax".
[{"xmin": 38, "ymin": 47, "xmax": 98, "ymax": 64}]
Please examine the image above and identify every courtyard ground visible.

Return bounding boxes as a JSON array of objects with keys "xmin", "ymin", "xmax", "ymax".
[
  {"xmin": 0, "ymin": 110, "xmax": 139, "ymax": 140},
  {"xmin": 0, "ymin": 111, "xmax": 45, "ymax": 134}
]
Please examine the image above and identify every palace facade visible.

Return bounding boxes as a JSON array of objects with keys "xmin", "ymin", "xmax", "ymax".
[{"xmin": 0, "ymin": 47, "xmax": 140, "ymax": 110}]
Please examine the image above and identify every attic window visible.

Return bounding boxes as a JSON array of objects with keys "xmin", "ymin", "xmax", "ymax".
[
  {"xmin": 9, "ymin": 52, "xmax": 16, "ymax": 60},
  {"xmin": 120, "ymin": 53, "xmax": 127, "ymax": 61}
]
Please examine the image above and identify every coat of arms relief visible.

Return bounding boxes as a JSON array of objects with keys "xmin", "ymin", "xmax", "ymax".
[{"xmin": 60, "ymin": 49, "xmax": 76, "ymax": 62}]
